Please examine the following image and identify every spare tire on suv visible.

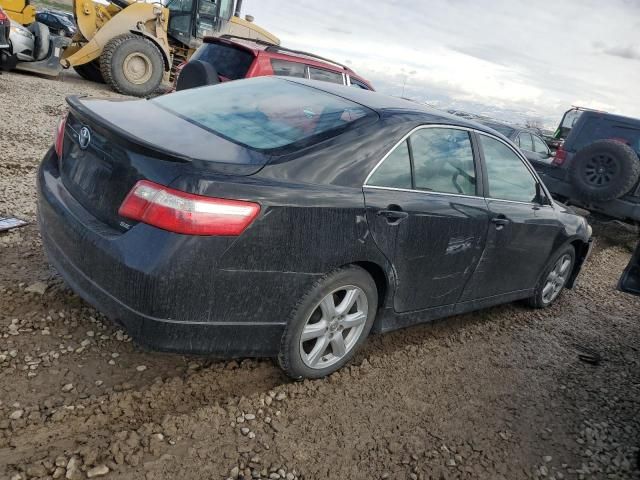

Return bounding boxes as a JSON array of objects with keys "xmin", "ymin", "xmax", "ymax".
[{"xmin": 569, "ymin": 139, "xmax": 640, "ymax": 202}]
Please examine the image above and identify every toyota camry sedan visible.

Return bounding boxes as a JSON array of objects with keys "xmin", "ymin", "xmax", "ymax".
[{"xmin": 38, "ymin": 77, "xmax": 593, "ymax": 379}]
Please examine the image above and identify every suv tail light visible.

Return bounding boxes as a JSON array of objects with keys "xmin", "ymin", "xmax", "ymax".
[
  {"xmin": 0, "ymin": 9, "xmax": 8, "ymax": 22},
  {"xmin": 552, "ymin": 145, "xmax": 567, "ymax": 166},
  {"xmin": 118, "ymin": 180, "xmax": 260, "ymax": 236},
  {"xmin": 54, "ymin": 113, "xmax": 68, "ymax": 158}
]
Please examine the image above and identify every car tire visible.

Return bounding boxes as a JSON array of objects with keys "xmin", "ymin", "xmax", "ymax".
[
  {"xmin": 526, "ymin": 245, "xmax": 575, "ymax": 308},
  {"xmin": 569, "ymin": 140, "xmax": 640, "ymax": 202},
  {"xmin": 100, "ymin": 33, "xmax": 164, "ymax": 97},
  {"xmin": 74, "ymin": 60, "xmax": 105, "ymax": 83},
  {"xmin": 175, "ymin": 59, "xmax": 220, "ymax": 91},
  {"xmin": 278, "ymin": 265, "xmax": 378, "ymax": 380}
]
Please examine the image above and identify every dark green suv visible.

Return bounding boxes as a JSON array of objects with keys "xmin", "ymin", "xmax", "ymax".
[{"xmin": 538, "ymin": 108, "xmax": 640, "ymax": 222}]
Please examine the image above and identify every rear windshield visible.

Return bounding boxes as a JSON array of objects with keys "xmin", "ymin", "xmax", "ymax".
[
  {"xmin": 189, "ymin": 42, "xmax": 255, "ymax": 80},
  {"xmin": 153, "ymin": 77, "xmax": 376, "ymax": 151}
]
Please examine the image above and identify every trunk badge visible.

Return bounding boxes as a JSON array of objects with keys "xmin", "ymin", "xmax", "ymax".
[{"xmin": 78, "ymin": 126, "xmax": 91, "ymax": 150}]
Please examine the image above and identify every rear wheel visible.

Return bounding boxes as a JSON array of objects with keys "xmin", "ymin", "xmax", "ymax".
[
  {"xmin": 74, "ymin": 60, "xmax": 105, "ymax": 83},
  {"xmin": 569, "ymin": 140, "xmax": 640, "ymax": 201},
  {"xmin": 526, "ymin": 245, "xmax": 575, "ymax": 308},
  {"xmin": 278, "ymin": 266, "xmax": 378, "ymax": 379},
  {"xmin": 100, "ymin": 33, "xmax": 164, "ymax": 97}
]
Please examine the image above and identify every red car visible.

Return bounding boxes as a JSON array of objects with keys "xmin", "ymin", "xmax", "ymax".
[{"xmin": 175, "ymin": 35, "xmax": 374, "ymax": 92}]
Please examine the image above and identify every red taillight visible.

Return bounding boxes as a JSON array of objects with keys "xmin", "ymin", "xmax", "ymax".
[
  {"xmin": 0, "ymin": 10, "xmax": 7, "ymax": 21},
  {"xmin": 552, "ymin": 145, "xmax": 567, "ymax": 166},
  {"xmin": 118, "ymin": 180, "xmax": 261, "ymax": 236},
  {"xmin": 54, "ymin": 113, "xmax": 68, "ymax": 158}
]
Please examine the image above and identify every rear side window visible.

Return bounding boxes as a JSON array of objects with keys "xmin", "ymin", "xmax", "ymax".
[
  {"xmin": 308, "ymin": 66, "xmax": 343, "ymax": 84},
  {"xmin": 480, "ymin": 134, "xmax": 538, "ymax": 203},
  {"xmin": 367, "ymin": 141, "xmax": 412, "ymax": 189},
  {"xmin": 350, "ymin": 78, "xmax": 371, "ymax": 90},
  {"xmin": 153, "ymin": 77, "xmax": 376, "ymax": 151},
  {"xmin": 366, "ymin": 127, "xmax": 477, "ymax": 196},
  {"xmin": 190, "ymin": 42, "xmax": 255, "ymax": 80},
  {"xmin": 270, "ymin": 59, "xmax": 306, "ymax": 78},
  {"xmin": 517, "ymin": 133, "xmax": 533, "ymax": 151},
  {"xmin": 410, "ymin": 128, "xmax": 476, "ymax": 195}
]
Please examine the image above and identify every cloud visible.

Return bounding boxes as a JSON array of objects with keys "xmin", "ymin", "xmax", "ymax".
[
  {"xmin": 245, "ymin": 0, "xmax": 640, "ymax": 127},
  {"xmin": 601, "ymin": 44, "xmax": 640, "ymax": 60}
]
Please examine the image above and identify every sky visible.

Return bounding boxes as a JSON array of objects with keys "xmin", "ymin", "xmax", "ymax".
[{"xmin": 245, "ymin": 0, "xmax": 640, "ymax": 129}]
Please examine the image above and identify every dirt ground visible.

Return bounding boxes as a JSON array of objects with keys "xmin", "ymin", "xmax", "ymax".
[{"xmin": 1, "ymin": 70, "xmax": 640, "ymax": 480}]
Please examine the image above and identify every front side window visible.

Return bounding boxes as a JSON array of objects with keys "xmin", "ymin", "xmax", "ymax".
[
  {"xmin": 308, "ymin": 66, "xmax": 343, "ymax": 84},
  {"xmin": 154, "ymin": 77, "xmax": 376, "ymax": 151},
  {"xmin": 532, "ymin": 135, "xmax": 549, "ymax": 154},
  {"xmin": 270, "ymin": 59, "xmax": 306, "ymax": 78},
  {"xmin": 367, "ymin": 140, "xmax": 412, "ymax": 189},
  {"xmin": 480, "ymin": 134, "xmax": 538, "ymax": 203},
  {"xmin": 410, "ymin": 128, "xmax": 476, "ymax": 195},
  {"xmin": 517, "ymin": 132, "xmax": 533, "ymax": 151}
]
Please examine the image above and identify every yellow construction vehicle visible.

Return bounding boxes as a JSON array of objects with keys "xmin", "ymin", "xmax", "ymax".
[{"xmin": 1, "ymin": 0, "xmax": 278, "ymax": 96}]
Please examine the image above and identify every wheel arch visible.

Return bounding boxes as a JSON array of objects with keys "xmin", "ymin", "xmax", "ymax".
[{"xmin": 565, "ymin": 236, "xmax": 592, "ymax": 289}]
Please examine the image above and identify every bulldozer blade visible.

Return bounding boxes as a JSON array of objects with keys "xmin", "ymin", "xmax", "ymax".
[{"xmin": 14, "ymin": 35, "xmax": 68, "ymax": 77}]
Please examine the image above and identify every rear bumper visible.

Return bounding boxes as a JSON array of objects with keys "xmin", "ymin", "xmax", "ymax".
[
  {"xmin": 538, "ymin": 171, "xmax": 640, "ymax": 221},
  {"xmin": 37, "ymin": 148, "xmax": 315, "ymax": 357}
]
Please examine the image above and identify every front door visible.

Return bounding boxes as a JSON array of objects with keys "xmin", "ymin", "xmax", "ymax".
[
  {"xmin": 364, "ymin": 126, "xmax": 490, "ymax": 312},
  {"xmin": 460, "ymin": 133, "xmax": 564, "ymax": 301}
]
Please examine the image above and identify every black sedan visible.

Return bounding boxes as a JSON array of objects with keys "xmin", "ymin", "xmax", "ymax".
[
  {"xmin": 38, "ymin": 77, "xmax": 593, "ymax": 379},
  {"xmin": 35, "ymin": 10, "xmax": 76, "ymax": 37},
  {"xmin": 477, "ymin": 121, "xmax": 556, "ymax": 167}
]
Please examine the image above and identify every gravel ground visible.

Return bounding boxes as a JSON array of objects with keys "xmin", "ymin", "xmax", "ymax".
[{"xmin": 1, "ymin": 70, "xmax": 640, "ymax": 480}]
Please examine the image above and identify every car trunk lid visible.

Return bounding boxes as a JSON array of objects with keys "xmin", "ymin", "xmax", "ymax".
[{"xmin": 59, "ymin": 96, "xmax": 268, "ymax": 231}]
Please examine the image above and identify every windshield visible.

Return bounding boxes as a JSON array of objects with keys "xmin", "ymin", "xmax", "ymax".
[{"xmin": 153, "ymin": 77, "xmax": 377, "ymax": 151}]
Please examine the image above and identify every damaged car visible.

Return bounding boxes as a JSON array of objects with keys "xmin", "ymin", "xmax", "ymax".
[{"xmin": 38, "ymin": 77, "xmax": 593, "ymax": 379}]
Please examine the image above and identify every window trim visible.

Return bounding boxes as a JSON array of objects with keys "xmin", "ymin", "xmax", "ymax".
[{"xmin": 364, "ymin": 124, "xmax": 554, "ymax": 209}]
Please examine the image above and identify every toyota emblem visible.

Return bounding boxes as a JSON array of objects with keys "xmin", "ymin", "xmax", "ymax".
[{"xmin": 78, "ymin": 126, "xmax": 91, "ymax": 150}]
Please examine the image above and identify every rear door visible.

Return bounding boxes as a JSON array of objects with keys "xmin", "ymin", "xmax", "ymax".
[
  {"xmin": 363, "ymin": 126, "xmax": 490, "ymax": 312},
  {"xmin": 459, "ymin": 133, "xmax": 563, "ymax": 301}
]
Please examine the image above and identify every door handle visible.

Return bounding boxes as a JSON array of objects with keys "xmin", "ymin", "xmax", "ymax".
[
  {"xmin": 491, "ymin": 216, "xmax": 510, "ymax": 230},
  {"xmin": 377, "ymin": 209, "xmax": 408, "ymax": 224}
]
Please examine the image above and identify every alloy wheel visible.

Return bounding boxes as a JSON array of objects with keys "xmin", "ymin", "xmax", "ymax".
[
  {"xmin": 584, "ymin": 154, "xmax": 618, "ymax": 186},
  {"xmin": 299, "ymin": 285, "xmax": 368, "ymax": 369},
  {"xmin": 542, "ymin": 253, "xmax": 572, "ymax": 304}
]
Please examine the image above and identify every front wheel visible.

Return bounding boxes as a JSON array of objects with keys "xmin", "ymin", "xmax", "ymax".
[
  {"xmin": 526, "ymin": 245, "xmax": 575, "ymax": 308},
  {"xmin": 100, "ymin": 33, "xmax": 164, "ymax": 97},
  {"xmin": 278, "ymin": 266, "xmax": 378, "ymax": 379}
]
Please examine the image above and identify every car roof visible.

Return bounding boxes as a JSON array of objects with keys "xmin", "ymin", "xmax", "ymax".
[
  {"xmin": 282, "ymin": 78, "xmax": 510, "ymax": 138},
  {"xmin": 579, "ymin": 110, "xmax": 640, "ymax": 126},
  {"xmin": 206, "ymin": 36, "xmax": 358, "ymax": 75}
]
